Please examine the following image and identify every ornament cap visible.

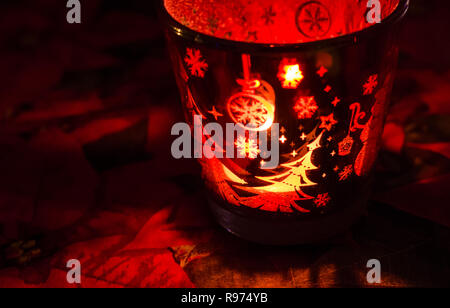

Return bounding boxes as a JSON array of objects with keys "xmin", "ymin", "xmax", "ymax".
[{"xmin": 236, "ymin": 78, "xmax": 261, "ymax": 93}]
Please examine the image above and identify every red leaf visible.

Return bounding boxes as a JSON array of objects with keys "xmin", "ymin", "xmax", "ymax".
[
  {"xmin": 91, "ymin": 252, "xmax": 195, "ymax": 288},
  {"xmin": 120, "ymin": 204, "xmax": 212, "ymax": 251}
]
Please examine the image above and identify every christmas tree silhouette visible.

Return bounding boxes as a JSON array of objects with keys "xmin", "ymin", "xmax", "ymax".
[{"xmin": 248, "ymin": 131, "xmax": 323, "ymax": 197}]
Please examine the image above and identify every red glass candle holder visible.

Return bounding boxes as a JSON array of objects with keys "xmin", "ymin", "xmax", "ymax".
[{"xmin": 161, "ymin": 0, "xmax": 409, "ymax": 245}]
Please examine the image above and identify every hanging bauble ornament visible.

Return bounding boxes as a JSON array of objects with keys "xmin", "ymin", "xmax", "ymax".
[
  {"xmin": 227, "ymin": 54, "xmax": 275, "ymax": 132},
  {"xmin": 338, "ymin": 135, "xmax": 354, "ymax": 156}
]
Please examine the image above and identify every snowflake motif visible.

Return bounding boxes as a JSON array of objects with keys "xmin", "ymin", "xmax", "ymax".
[
  {"xmin": 229, "ymin": 95, "xmax": 269, "ymax": 127},
  {"xmin": 262, "ymin": 6, "xmax": 277, "ymax": 25},
  {"xmin": 339, "ymin": 165, "xmax": 353, "ymax": 181},
  {"xmin": 296, "ymin": 2, "xmax": 331, "ymax": 38},
  {"xmin": 293, "ymin": 96, "xmax": 318, "ymax": 119},
  {"xmin": 315, "ymin": 193, "xmax": 331, "ymax": 208},
  {"xmin": 184, "ymin": 48, "xmax": 208, "ymax": 78},
  {"xmin": 278, "ymin": 59, "xmax": 304, "ymax": 89},
  {"xmin": 363, "ymin": 74, "xmax": 378, "ymax": 95},
  {"xmin": 235, "ymin": 136, "xmax": 260, "ymax": 159}
]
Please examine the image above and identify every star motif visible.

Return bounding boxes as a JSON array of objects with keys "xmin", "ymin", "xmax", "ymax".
[
  {"xmin": 280, "ymin": 127, "xmax": 286, "ymax": 134},
  {"xmin": 322, "ymin": 173, "xmax": 327, "ymax": 178},
  {"xmin": 319, "ymin": 113, "xmax": 338, "ymax": 131},
  {"xmin": 208, "ymin": 106, "xmax": 223, "ymax": 120},
  {"xmin": 315, "ymin": 193, "xmax": 331, "ymax": 208},
  {"xmin": 331, "ymin": 97, "xmax": 341, "ymax": 107},
  {"xmin": 327, "ymin": 136, "xmax": 333, "ymax": 142},
  {"xmin": 291, "ymin": 150, "xmax": 298, "ymax": 157},
  {"xmin": 317, "ymin": 66, "xmax": 328, "ymax": 77},
  {"xmin": 331, "ymin": 150, "xmax": 336, "ymax": 157},
  {"xmin": 290, "ymin": 142, "xmax": 296, "ymax": 148},
  {"xmin": 334, "ymin": 166, "xmax": 339, "ymax": 172},
  {"xmin": 300, "ymin": 132, "xmax": 307, "ymax": 141},
  {"xmin": 279, "ymin": 135, "xmax": 287, "ymax": 144},
  {"xmin": 324, "ymin": 85, "xmax": 332, "ymax": 93},
  {"xmin": 298, "ymin": 124, "xmax": 304, "ymax": 131}
]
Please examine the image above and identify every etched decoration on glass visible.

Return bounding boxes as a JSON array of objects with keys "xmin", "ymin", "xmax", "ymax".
[
  {"xmin": 296, "ymin": 1, "xmax": 332, "ymax": 38},
  {"xmin": 227, "ymin": 54, "xmax": 275, "ymax": 131}
]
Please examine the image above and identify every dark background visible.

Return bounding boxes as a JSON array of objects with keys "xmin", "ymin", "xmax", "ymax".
[{"xmin": 0, "ymin": 0, "xmax": 449, "ymax": 287}]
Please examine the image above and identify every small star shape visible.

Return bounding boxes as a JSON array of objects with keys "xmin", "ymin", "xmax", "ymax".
[
  {"xmin": 291, "ymin": 150, "xmax": 298, "ymax": 157},
  {"xmin": 331, "ymin": 97, "xmax": 341, "ymax": 107},
  {"xmin": 319, "ymin": 113, "xmax": 338, "ymax": 131},
  {"xmin": 334, "ymin": 166, "xmax": 339, "ymax": 172},
  {"xmin": 280, "ymin": 127, "xmax": 286, "ymax": 134},
  {"xmin": 290, "ymin": 142, "xmax": 296, "ymax": 148},
  {"xmin": 317, "ymin": 66, "xmax": 328, "ymax": 77},
  {"xmin": 208, "ymin": 106, "xmax": 223, "ymax": 120},
  {"xmin": 279, "ymin": 135, "xmax": 287, "ymax": 144},
  {"xmin": 300, "ymin": 132, "xmax": 307, "ymax": 141},
  {"xmin": 327, "ymin": 136, "xmax": 333, "ymax": 142},
  {"xmin": 324, "ymin": 85, "xmax": 332, "ymax": 93},
  {"xmin": 331, "ymin": 150, "xmax": 336, "ymax": 157}
]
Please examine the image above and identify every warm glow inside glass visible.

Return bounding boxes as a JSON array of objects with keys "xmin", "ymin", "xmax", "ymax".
[{"xmin": 162, "ymin": 0, "xmax": 408, "ymax": 244}]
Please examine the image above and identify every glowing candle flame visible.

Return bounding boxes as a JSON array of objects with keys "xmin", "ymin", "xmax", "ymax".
[{"xmin": 278, "ymin": 59, "xmax": 304, "ymax": 89}]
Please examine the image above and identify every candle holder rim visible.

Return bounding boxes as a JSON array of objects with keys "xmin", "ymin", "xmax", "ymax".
[{"xmin": 159, "ymin": 0, "xmax": 409, "ymax": 52}]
